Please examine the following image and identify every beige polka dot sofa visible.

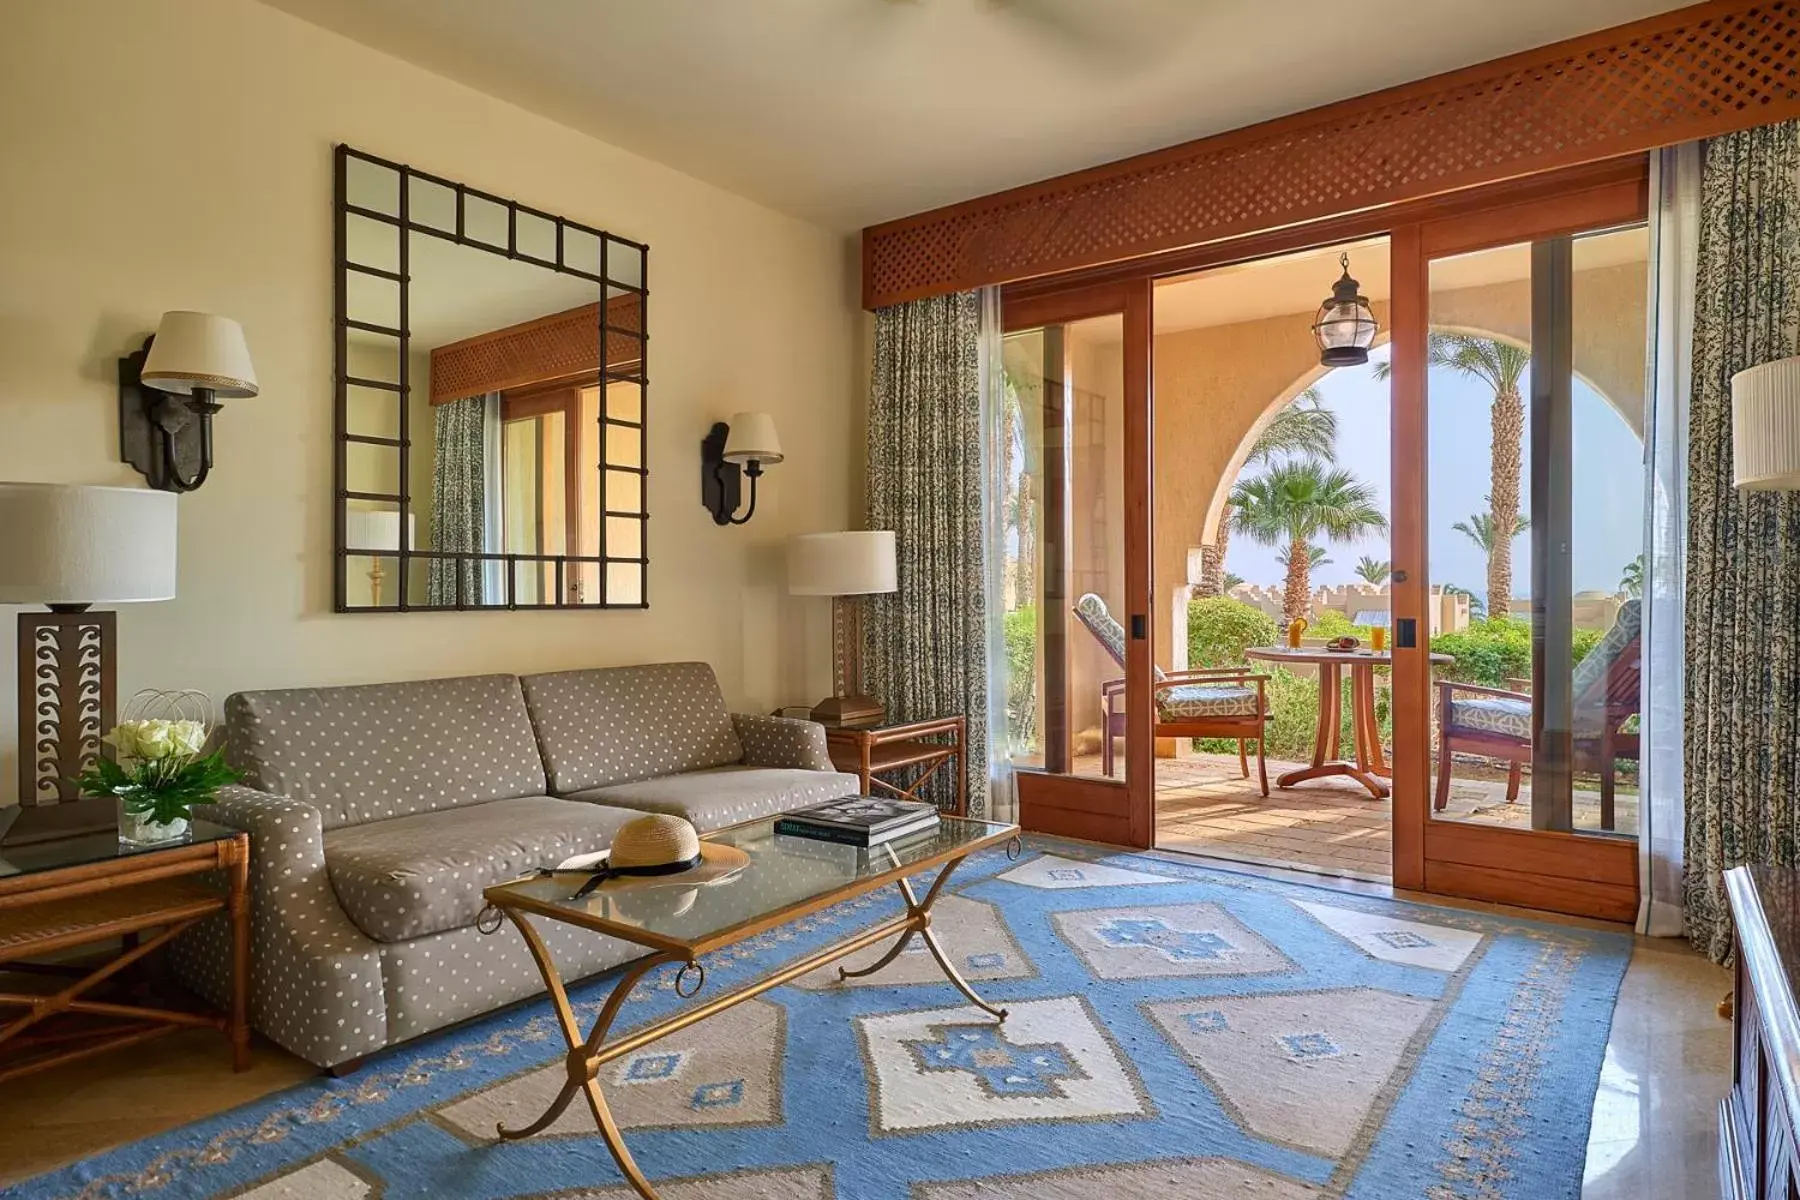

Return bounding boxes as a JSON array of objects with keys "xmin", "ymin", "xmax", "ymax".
[{"xmin": 170, "ymin": 662, "xmax": 857, "ymax": 1070}]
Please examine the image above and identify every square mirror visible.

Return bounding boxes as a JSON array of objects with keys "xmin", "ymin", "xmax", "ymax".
[{"xmin": 335, "ymin": 146, "xmax": 650, "ymax": 612}]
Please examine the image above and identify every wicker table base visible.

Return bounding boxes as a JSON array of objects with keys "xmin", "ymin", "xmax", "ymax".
[{"xmin": 0, "ymin": 831, "xmax": 249, "ymax": 1082}]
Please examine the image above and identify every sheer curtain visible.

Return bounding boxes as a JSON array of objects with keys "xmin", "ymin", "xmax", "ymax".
[
  {"xmin": 1639, "ymin": 144, "xmax": 1698, "ymax": 937},
  {"xmin": 978, "ymin": 286, "xmax": 1017, "ymax": 823}
]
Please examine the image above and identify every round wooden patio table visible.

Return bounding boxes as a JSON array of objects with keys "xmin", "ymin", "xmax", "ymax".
[{"xmin": 1244, "ymin": 645, "xmax": 1452, "ymax": 800}]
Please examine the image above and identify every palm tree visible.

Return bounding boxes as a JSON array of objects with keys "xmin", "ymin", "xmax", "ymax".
[
  {"xmin": 1231, "ymin": 460, "xmax": 1387, "ymax": 625},
  {"xmin": 1354, "ymin": 555, "xmax": 1390, "ymax": 585},
  {"xmin": 1199, "ymin": 387, "xmax": 1337, "ymax": 597},
  {"xmin": 1452, "ymin": 509, "xmax": 1529, "ymax": 554},
  {"xmin": 1620, "ymin": 553, "xmax": 1644, "ymax": 598},
  {"xmin": 1277, "ymin": 542, "xmax": 1332, "ymax": 573},
  {"xmin": 1377, "ymin": 334, "xmax": 1530, "ymax": 617},
  {"xmin": 1222, "ymin": 572, "xmax": 1245, "ymax": 590}
]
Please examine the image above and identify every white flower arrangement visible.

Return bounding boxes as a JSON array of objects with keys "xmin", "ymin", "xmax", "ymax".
[{"xmin": 77, "ymin": 690, "xmax": 239, "ymax": 834}]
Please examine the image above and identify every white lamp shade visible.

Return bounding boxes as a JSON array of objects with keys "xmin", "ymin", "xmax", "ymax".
[
  {"xmin": 0, "ymin": 483, "xmax": 177, "ymax": 605},
  {"xmin": 345, "ymin": 507, "xmax": 416, "ymax": 552},
  {"xmin": 788, "ymin": 531, "xmax": 897, "ymax": 596},
  {"xmin": 722, "ymin": 412, "xmax": 783, "ymax": 464},
  {"xmin": 1734, "ymin": 356, "xmax": 1800, "ymax": 490},
  {"xmin": 140, "ymin": 311, "xmax": 258, "ymax": 398}
]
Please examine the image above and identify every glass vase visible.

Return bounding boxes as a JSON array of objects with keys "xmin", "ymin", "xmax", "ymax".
[{"xmin": 119, "ymin": 808, "xmax": 191, "ymax": 848}]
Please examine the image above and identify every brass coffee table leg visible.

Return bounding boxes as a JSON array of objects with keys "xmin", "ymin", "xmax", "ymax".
[
  {"xmin": 841, "ymin": 856, "xmax": 1008, "ymax": 1022},
  {"xmin": 494, "ymin": 901, "xmax": 931, "ymax": 1200},
  {"xmin": 496, "ymin": 910, "xmax": 675, "ymax": 1200},
  {"xmin": 837, "ymin": 928, "xmax": 916, "ymax": 979}
]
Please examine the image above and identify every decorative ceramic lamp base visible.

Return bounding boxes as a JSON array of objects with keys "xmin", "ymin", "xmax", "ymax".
[{"xmin": 119, "ymin": 811, "xmax": 190, "ymax": 848}]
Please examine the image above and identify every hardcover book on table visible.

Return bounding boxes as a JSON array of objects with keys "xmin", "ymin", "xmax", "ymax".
[{"xmin": 774, "ymin": 796, "xmax": 940, "ymax": 847}]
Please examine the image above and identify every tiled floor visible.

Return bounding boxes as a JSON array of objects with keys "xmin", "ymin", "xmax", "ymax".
[{"xmin": 1132, "ymin": 751, "xmax": 1641, "ymax": 881}]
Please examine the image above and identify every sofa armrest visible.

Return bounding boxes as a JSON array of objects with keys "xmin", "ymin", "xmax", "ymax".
[
  {"xmin": 171, "ymin": 784, "xmax": 389, "ymax": 1068},
  {"xmin": 732, "ymin": 712, "xmax": 836, "ymax": 772}
]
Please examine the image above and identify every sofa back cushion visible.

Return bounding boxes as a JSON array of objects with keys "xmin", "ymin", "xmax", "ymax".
[
  {"xmin": 521, "ymin": 662, "xmax": 744, "ymax": 793},
  {"xmin": 226, "ymin": 674, "xmax": 547, "ymax": 831}
]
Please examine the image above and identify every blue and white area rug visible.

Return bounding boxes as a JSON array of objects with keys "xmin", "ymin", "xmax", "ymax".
[{"xmin": 8, "ymin": 841, "xmax": 1631, "ymax": 1200}]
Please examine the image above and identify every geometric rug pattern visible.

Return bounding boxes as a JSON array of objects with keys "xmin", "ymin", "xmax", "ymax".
[{"xmin": 3, "ymin": 841, "xmax": 1632, "ymax": 1200}]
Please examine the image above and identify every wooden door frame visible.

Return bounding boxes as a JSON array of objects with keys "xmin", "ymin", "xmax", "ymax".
[
  {"xmin": 1003, "ymin": 280, "xmax": 1157, "ymax": 849},
  {"xmin": 1388, "ymin": 182, "xmax": 1647, "ymax": 922}
]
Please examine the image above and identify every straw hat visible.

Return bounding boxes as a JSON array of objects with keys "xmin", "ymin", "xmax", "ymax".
[{"xmin": 574, "ymin": 814, "xmax": 748, "ymax": 897}]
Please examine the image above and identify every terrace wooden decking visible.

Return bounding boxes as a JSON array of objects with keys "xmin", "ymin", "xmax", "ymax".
[{"xmin": 1063, "ymin": 752, "xmax": 1641, "ymax": 882}]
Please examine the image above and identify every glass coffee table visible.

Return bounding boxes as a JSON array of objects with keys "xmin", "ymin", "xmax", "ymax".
[{"xmin": 481, "ymin": 812, "xmax": 1020, "ymax": 1199}]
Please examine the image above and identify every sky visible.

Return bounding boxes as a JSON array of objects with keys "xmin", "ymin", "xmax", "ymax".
[{"xmin": 1222, "ymin": 343, "xmax": 1646, "ymax": 600}]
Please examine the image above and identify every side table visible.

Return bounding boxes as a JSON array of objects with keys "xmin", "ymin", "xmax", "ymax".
[
  {"xmin": 824, "ymin": 715, "xmax": 967, "ymax": 817},
  {"xmin": 0, "ymin": 820, "xmax": 250, "ymax": 1081}
]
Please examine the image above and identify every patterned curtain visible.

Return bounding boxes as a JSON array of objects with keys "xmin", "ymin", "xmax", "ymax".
[
  {"xmin": 863, "ymin": 292, "xmax": 990, "ymax": 815},
  {"xmin": 428, "ymin": 395, "xmax": 487, "ymax": 606},
  {"xmin": 1685, "ymin": 121, "xmax": 1800, "ymax": 962}
]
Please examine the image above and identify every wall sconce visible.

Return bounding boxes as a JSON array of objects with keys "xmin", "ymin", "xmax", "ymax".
[
  {"xmin": 701, "ymin": 411, "xmax": 783, "ymax": 525},
  {"xmin": 118, "ymin": 311, "xmax": 258, "ymax": 492}
]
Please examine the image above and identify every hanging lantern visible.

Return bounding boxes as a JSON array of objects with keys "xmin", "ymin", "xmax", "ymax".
[{"xmin": 1312, "ymin": 253, "xmax": 1378, "ymax": 367}]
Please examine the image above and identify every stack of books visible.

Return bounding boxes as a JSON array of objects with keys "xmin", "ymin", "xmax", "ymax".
[{"xmin": 774, "ymin": 796, "xmax": 940, "ymax": 848}]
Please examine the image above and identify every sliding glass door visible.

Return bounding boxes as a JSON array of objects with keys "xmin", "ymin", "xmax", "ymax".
[
  {"xmin": 1000, "ymin": 283, "xmax": 1156, "ymax": 848},
  {"xmin": 1390, "ymin": 186, "xmax": 1649, "ymax": 920}
]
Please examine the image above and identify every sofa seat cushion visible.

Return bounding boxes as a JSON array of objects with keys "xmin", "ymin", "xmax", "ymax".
[
  {"xmin": 565, "ymin": 766, "xmax": 860, "ymax": 832},
  {"xmin": 323, "ymin": 796, "xmax": 640, "ymax": 943}
]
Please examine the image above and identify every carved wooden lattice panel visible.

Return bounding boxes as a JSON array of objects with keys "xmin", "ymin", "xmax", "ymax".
[
  {"xmin": 429, "ymin": 295, "xmax": 644, "ymax": 404},
  {"xmin": 864, "ymin": 0, "xmax": 1800, "ymax": 307}
]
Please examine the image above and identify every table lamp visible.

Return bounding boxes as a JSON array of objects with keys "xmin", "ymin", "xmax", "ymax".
[
  {"xmin": 345, "ymin": 507, "xmax": 416, "ymax": 606},
  {"xmin": 0, "ymin": 483, "xmax": 178, "ymax": 845},
  {"xmin": 788, "ymin": 531, "xmax": 897, "ymax": 725}
]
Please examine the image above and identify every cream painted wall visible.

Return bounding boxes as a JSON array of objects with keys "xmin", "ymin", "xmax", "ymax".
[{"xmin": 0, "ymin": 0, "xmax": 861, "ymax": 800}]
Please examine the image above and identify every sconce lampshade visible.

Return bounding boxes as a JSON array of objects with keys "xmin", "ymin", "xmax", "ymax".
[
  {"xmin": 788, "ymin": 531, "xmax": 898, "ymax": 597},
  {"xmin": 722, "ymin": 412, "xmax": 783, "ymax": 464},
  {"xmin": 0, "ymin": 483, "xmax": 178, "ymax": 606},
  {"xmin": 1734, "ymin": 356, "xmax": 1800, "ymax": 490},
  {"xmin": 140, "ymin": 311, "xmax": 259, "ymax": 398}
]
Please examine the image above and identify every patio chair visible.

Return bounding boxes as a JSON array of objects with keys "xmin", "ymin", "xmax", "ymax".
[
  {"xmin": 1072, "ymin": 593, "xmax": 1272, "ymax": 795},
  {"xmin": 1433, "ymin": 599, "xmax": 1641, "ymax": 830}
]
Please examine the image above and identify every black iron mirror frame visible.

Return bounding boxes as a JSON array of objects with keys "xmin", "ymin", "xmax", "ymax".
[{"xmin": 333, "ymin": 144, "xmax": 650, "ymax": 613}]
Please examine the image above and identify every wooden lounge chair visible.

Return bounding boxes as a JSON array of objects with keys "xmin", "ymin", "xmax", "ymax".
[
  {"xmin": 1072, "ymin": 593, "xmax": 1272, "ymax": 795},
  {"xmin": 1434, "ymin": 599, "xmax": 1640, "ymax": 830}
]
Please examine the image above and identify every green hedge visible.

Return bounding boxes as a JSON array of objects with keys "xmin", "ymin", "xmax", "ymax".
[
  {"xmin": 1186, "ymin": 597, "xmax": 1276, "ymax": 668},
  {"xmin": 1003, "ymin": 605, "xmax": 1038, "ymax": 749},
  {"xmin": 1430, "ymin": 617, "xmax": 1605, "ymax": 687}
]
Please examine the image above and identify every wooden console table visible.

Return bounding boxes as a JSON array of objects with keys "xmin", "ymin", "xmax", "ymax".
[
  {"xmin": 825, "ymin": 715, "xmax": 966, "ymax": 817},
  {"xmin": 0, "ymin": 820, "xmax": 250, "ymax": 1081},
  {"xmin": 1722, "ymin": 864, "xmax": 1800, "ymax": 1200}
]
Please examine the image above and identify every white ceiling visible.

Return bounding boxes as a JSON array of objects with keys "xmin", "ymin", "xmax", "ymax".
[{"xmin": 264, "ymin": 0, "xmax": 1688, "ymax": 231}]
